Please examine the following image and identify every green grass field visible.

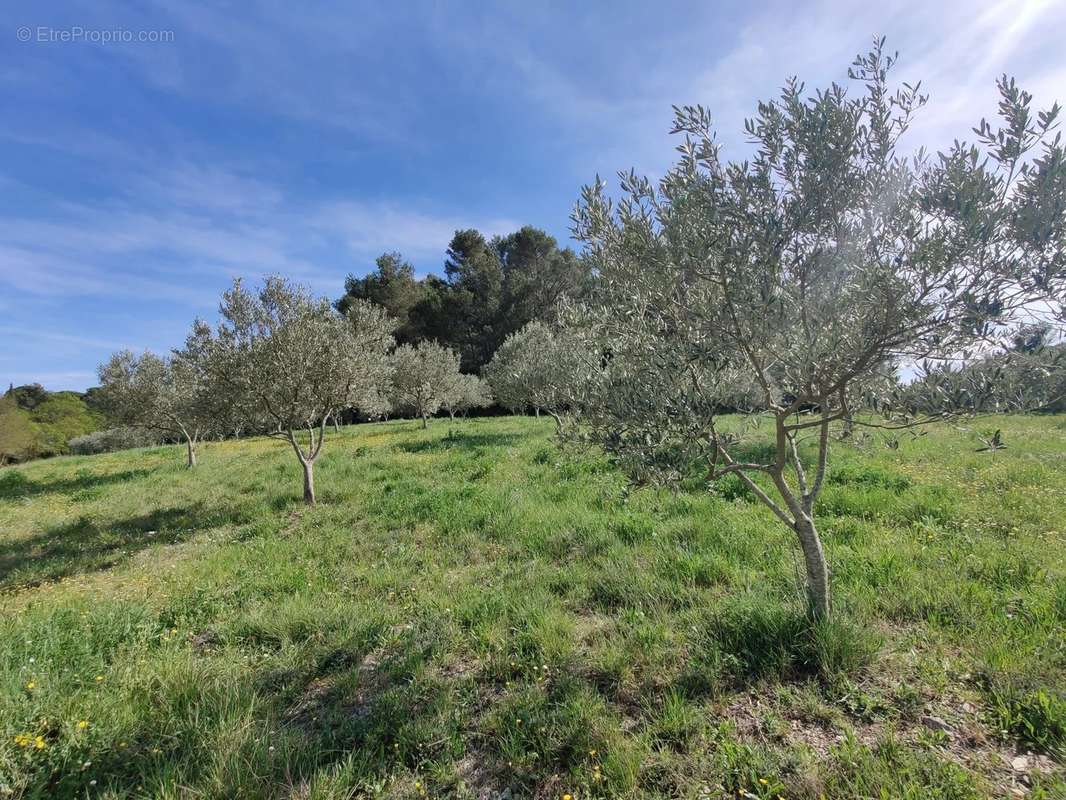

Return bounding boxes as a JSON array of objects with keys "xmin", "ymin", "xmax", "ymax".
[{"xmin": 1, "ymin": 415, "xmax": 1064, "ymax": 799}]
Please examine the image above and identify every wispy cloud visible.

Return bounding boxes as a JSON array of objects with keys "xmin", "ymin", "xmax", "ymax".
[
  {"xmin": 475, "ymin": 0, "xmax": 1066, "ymax": 177},
  {"xmin": 313, "ymin": 201, "xmax": 520, "ymax": 261},
  {"xmin": 0, "ymin": 162, "xmax": 522, "ymax": 306}
]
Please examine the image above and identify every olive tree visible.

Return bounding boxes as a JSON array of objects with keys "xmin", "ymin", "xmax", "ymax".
[
  {"xmin": 568, "ymin": 42, "xmax": 1066, "ymax": 620},
  {"xmin": 483, "ymin": 320, "xmax": 595, "ymax": 433},
  {"xmin": 387, "ymin": 341, "xmax": 462, "ymax": 428},
  {"xmin": 357, "ymin": 385, "xmax": 394, "ymax": 422},
  {"xmin": 212, "ymin": 276, "xmax": 394, "ymax": 504},
  {"xmin": 441, "ymin": 373, "xmax": 493, "ymax": 420},
  {"xmin": 97, "ymin": 324, "xmax": 216, "ymax": 467}
]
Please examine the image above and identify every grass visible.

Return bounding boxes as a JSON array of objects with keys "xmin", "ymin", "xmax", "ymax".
[{"xmin": 0, "ymin": 415, "xmax": 1064, "ymax": 798}]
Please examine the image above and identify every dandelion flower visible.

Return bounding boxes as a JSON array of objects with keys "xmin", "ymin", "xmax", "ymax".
[
  {"xmin": 25, "ymin": 681, "xmax": 35, "ymax": 690},
  {"xmin": 94, "ymin": 675, "xmax": 104, "ymax": 682},
  {"xmin": 563, "ymin": 795, "xmax": 573, "ymax": 800},
  {"xmin": 34, "ymin": 736, "xmax": 46, "ymax": 749},
  {"xmin": 77, "ymin": 720, "xmax": 89, "ymax": 729}
]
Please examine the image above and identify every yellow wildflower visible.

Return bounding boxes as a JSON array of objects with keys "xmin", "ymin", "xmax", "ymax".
[
  {"xmin": 25, "ymin": 681, "xmax": 35, "ymax": 690},
  {"xmin": 34, "ymin": 736, "xmax": 46, "ymax": 749},
  {"xmin": 77, "ymin": 720, "xmax": 89, "ymax": 730}
]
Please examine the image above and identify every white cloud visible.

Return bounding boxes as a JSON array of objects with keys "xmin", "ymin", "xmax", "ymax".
[
  {"xmin": 473, "ymin": 0, "xmax": 1066, "ymax": 177},
  {"xmin": 313, "ymin": 201, "xmax": 520, "ymax": 261},
  {"xmin": 0, "ymin": 162, "xmax": 523, "ymax": 307}
]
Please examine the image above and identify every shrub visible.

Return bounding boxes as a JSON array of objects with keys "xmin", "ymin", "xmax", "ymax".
[{"xmin": 68, "ymin": 427, "xmax": 162, "ymax": 455}]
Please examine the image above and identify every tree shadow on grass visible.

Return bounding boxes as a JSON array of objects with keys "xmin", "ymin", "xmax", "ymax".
[
  {"xmin": 0, "ymin": 504, "xmax": 239, "ymax": 590},
  {"xmin": 396, "ymin": 432, "xmax": 526, "ymax": 454},
  {"xmin": 676, "ymin": 601, "xmax": 880, "ymax": 698},
  {"xmin": 0, "ymin": 468, "xmax": 152, "ymax": 500},
  {"xmin": 34, "ymin": 620, "xmax": 492, "ymax": 799}
]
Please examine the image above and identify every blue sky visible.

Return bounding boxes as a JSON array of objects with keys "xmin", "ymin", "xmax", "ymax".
[{"xmin": 2, "ymin": 0, "xmax": 1064, "ymax": 391}]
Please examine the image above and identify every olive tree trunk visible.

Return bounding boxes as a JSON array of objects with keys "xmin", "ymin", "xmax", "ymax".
[
  {"xmin": 794, "ymin": 515, "xmax": 830, "ymax": 619},
  {"xmin": 421, "ymin": 413, "xmax": 428, "ymax": 429},
  {"xmin": 302, "ymin": 459, "xmax": 316, "ymax": 505},
  {"xmin": 185, "ymin": 438, "xmax": 197, "ymax": 468},
  {"xmin": 284, "ymin": 423, "xmax": 326, "ymax": 506},
  {"xmin": 723, "ymin": 410, "xmax": 835, "ymax": 620}
]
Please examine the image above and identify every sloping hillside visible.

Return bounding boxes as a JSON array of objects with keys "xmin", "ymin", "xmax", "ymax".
[{"xmin": 1, "ymin": 416, "xmax": 1064, "ymax": 798}]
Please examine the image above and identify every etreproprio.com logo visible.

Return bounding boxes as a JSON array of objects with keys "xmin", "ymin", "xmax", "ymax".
[{"xmin": 16, "ymin": 26, "xmax": 175, "ymax": 43}]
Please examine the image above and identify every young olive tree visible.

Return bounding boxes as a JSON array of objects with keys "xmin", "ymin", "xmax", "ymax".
[
  {"xmin": 212, "ymin": 276, "xmax": 394, "ymax": 504},
  {"xmin": 568, "ymin": 42, "xmax": 1066, "ymax": 620},
  {"xmin": 357, "ymin": 385, "xmax": 394, "ymax": 422},
  {"xmin": 97, "ymin": 323, "xmax": 216, "ymax": 467},
  {"xmin": 387, "ymin": 341, "xmax": 462, "ymax": 428},
  {"xmin": 441, "ymin": 373, "xmax": 494, "ymax": 420},
  {"xmin": 483, "ymin": 320, "xmax": 595, "ymax": 433}
]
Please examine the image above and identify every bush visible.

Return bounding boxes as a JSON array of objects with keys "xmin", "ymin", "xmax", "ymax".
[
  {"xmin": 68, "ymin": 427, "xmax": 162, "ymax": 455},
  {"xmin": 0, "ymin": 469, "xmax": 31, "ymax": 497}
]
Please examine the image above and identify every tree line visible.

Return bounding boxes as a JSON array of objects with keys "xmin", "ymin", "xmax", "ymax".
[{"xmin": 336, "ymin": 226, "xmax": 593, "ymax": 371}]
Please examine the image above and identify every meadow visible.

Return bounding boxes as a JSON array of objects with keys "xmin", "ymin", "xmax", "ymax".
[{"xmin": 0, "ymin": 415, "xmax": 1063, "ymax": 799}]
